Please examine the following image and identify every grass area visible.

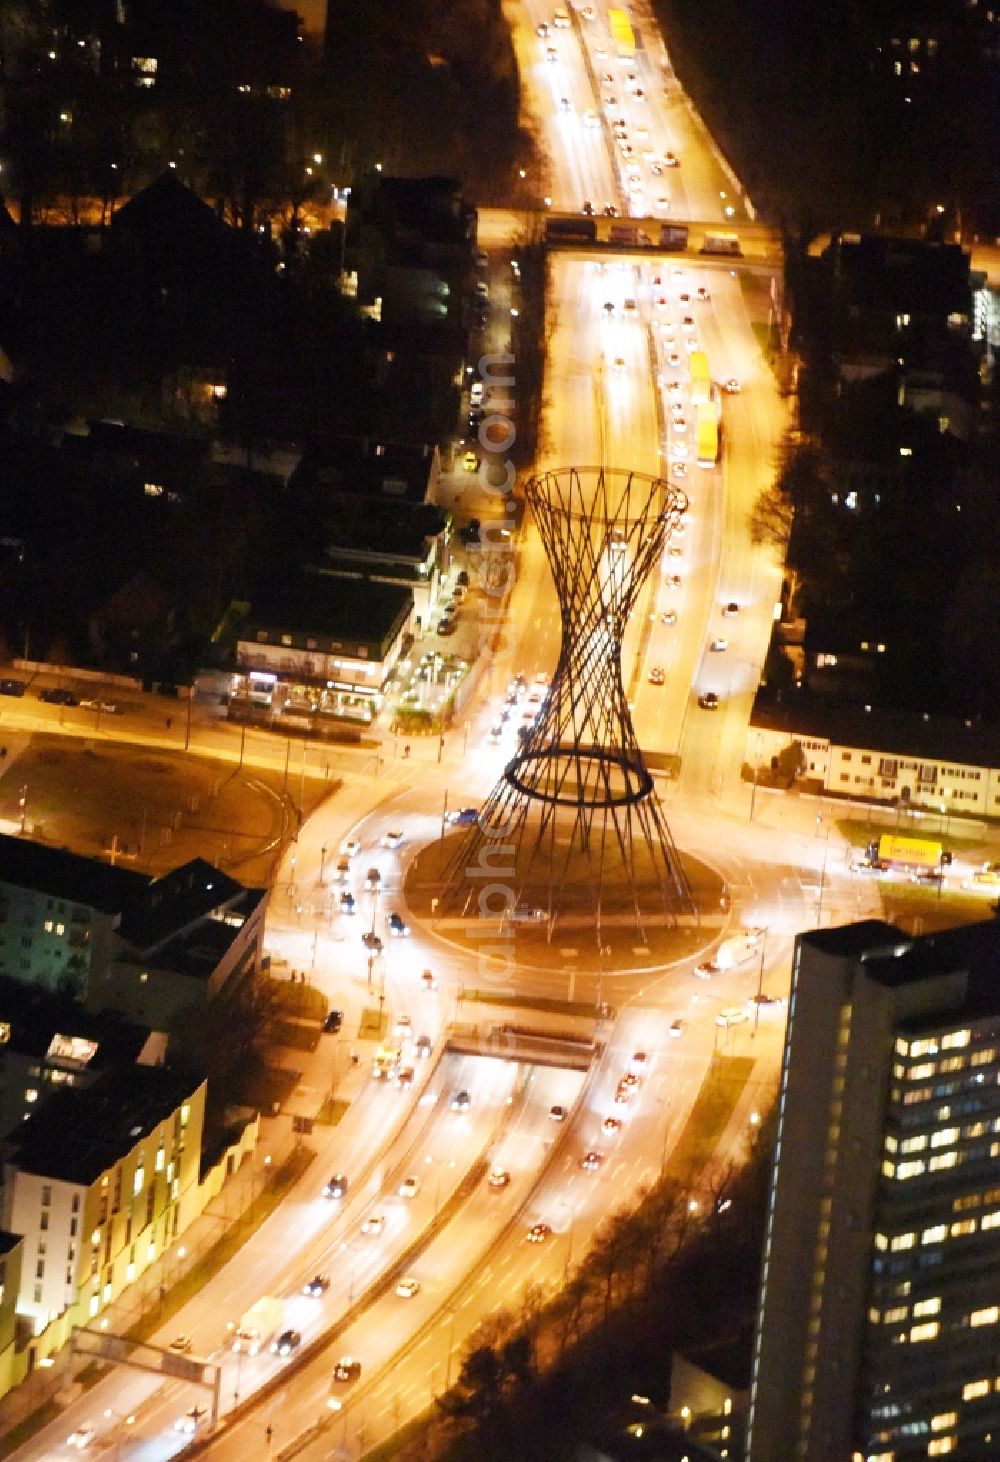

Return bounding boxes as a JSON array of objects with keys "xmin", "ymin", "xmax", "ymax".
[
  {"xmin": 363, "ymin": 1405, "xmax": 436, "ymax": 1462},
  {"xmin": 121, "ymin": 1147, "xmax": 315, "ymax": 1348},
  {"xmin": 0, "ymin": 735, "xmax": 339, "ymax": 888},
  {"xmin": 665, "ymin": 1054, "xmax": 754, "ymax": 1182},
  {"xmin": 271, "ymin": 1019, "xmax": 321, "ymax": 1053},
  {"xmin": 315, "ymin": 1097, "xmax": 350, "ymax": 1126},
  {"xmin": 239, "ymin": 1063, "xmax": 299, "ymax": 1114},
  {"xmin": 879, "ymin": 884, "xmax": 992, "ymax": 935},
  {"xmin": 270, "ymin": 979, "xmax": 327, "ymax": 1021},
  {"xmin": 0, "ymin": 1399, "xmax": 61, "ymax": 1460},
  {"xmin": 458, "ymin": 988, "xmax": 602, "ymax": 1020},
  {"xmin": 835, "ymin": 818, "xmax": 968, "ymax": 855},
  {"xmin": 359, "ymin": 1008, "xmax": 388, "ymax": 1040}
]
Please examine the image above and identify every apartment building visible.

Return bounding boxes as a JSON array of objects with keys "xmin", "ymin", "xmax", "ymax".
[
  {"xmin": 1, "ymin": 1066, "xmax": 205, "ymax": 1337},
  {"xmin": 748, "ymin": 917, "xmax": 1000, "ymax": 1461}
]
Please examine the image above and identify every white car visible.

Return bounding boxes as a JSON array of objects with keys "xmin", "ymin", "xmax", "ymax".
[
  {"xmin": 710, "ymin": 638, "xmax": 728, "ymax": 652},
  {"xmin": 341, "ymin": 838, "xmax": 361, "ymax": 858},
  {"xmin": 175, "ymin": 1406, "xmax": 208, "ymax": 1435},
  {"xmin": 67, "ymin": 1429, "xmax": 97, "ymax": 1451},
  {"xmin": 717, "ymin": 1007, "xmax": 749, "ymax": 1028},
  {"xmin": 361, "ymin": 1214, "xmax": 386, "ymax": 1236},
  {"xmin": 382, "ymin": 829, "xmax": 404, "ymax": 849},
  {"xmin": 398, "ymin": 1175, "xmax": 421, "ymax": 1199},
  {"xmin": 396, "ymin": 1277, "xmax": 421, "ymax": 1298}
]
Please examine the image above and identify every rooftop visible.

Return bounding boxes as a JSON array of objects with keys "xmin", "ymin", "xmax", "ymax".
[
  {"xmin": 290, "ymin": 436, "xmax": 436, "ymax": 506},
  {"xmin": 10, "ymin": 1066, "xmax": 201, "ymax": 1186},
  {"xmin": 803, "ymin": 919, "xmax": 1000, "ymax": 1012},
  {"xmin": 751, "ymin": 691, "xmax": 1000, "ymax": 770},
  {"xmin": 0, "ymin": 835, "xmax": 148, "ymax": 915},
  {"xmin": 244, "ymin": 573, "xmax": 413, "ymax": 654},
  {"xmin": 0, "ymin": 975, "xmax": 151, "ymax": 1068},
  {"xmin": 116, "ymin": 858, "xmax": 248, "ymax": 954}
]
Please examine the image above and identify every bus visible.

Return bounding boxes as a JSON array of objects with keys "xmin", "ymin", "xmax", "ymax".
[
  {"xmin": 659, "ymin": 224, "xmax": 689, "ymax": 251},
  {"xmin": 695, "ymin": 403, "xmax": 719, "ymax": 468},
  {"xmin": 545, "ymin": 216, "xmax": 597, "ymax": 245},
  {"xmin": 608, "ymin": 7, "xmax": 635, "ymax": 60},
  {"xmin": 689, "ymin": 350, "xmax": 711, "ymax": 406},
  {"xmin": 700, "ymin": 230, "xmax": 742, "ymax": 257}
]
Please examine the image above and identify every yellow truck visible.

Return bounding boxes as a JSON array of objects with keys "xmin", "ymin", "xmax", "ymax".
[{"xmin": 875, "ymin": 835, "xmax": 943, "ymax": 870}]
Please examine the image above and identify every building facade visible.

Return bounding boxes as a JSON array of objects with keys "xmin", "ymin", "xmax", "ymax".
[
  {"xmin": 1, "ymin": 1067, "xmax": 205, "ymax": 1337},
  {"xmin": 749, "ymin": 918, "xmax": 1000, "ymax": 1461}
]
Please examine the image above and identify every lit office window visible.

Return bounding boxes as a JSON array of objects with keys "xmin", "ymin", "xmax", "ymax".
[
  {"xmin": 909, "ymin": 1321, "xmax": 939, "ymax": 1342},
  {"xmin": 970, "ymin": 1307, "xmax": 999, "ymax": 1327}
]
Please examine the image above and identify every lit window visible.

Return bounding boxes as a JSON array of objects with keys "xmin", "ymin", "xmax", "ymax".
[
  {"xmin": 155, "ymin": 1147, "xmax": 165, "ymax": 1173},
  {"xmin": 44, "ymin": 920, "xmax": 53, "ymax": 933},
  {"xmin": 133, "ymin": 1166, "xmax": 144, "ymax": 1196},
  {"xmin": 910, "ymin": 1063, "xmax": 935, "ymax": 1080},
  {"xmin": 943, "ymin": 1029, "xmax": 970, "ymax": 1047},
  {"xmin": 950, "ymin": 1219, "xmax": 976, "ymax": 1237},
  {"xmin": 928, "ymin": 1440, "xmax": 954, "ymax": 1456},
  {"xmin": 56, "ymin": 923, "xmax": 64, "ymax": 936},
  {"xmin": 982, "ymin": 1212, "xmax": 1000, "ymax": 1231},
  {"xmin": 963, "ymin": 1379, "xmax": 989, "ymax": 1400},
  {"xmin": 883, "ymin": 1306, "xmax": 908, "ymax": 1323},
  {"xmin": 929, "ymin": 1152, "xmax": 957, "ymax": 1172},
  {"xmin": 897, "ymin": 1160, "xmax": 925, "ymax": 1180},
  {"xmin": 181, "ymin": 1104, "xmax": 190, "ymax": 1128},
  {"xmin": 875, "ymin": 1234, "xmax": 889, "ymax": 1251},
  {"xmin": 890, "ymin": 1233, "xmax": 915, "ymax": 1251},
  {"xmin": 901, "ymin": 1136, "xmax": 927, "ymax": 1153},
  {"xmin": 931, "ymin": 1412, "xmax": 957, "ymax": 1432},
  {"xmin": 909, "ymin": 1321, "xmax": 939, "ymax": 1342},
  {"xmin": 913, "ymin": 1297, "xmax": 941, "ymax": 1317},
  {"xmin": 971, "ymin": 1307, "xmax": 999, "ymax": 1327},
  {"xmin": 25, "ymin": 1088, "xmax": 38, "ymax": 1103},
  {"xmin": 931, "ymin": 1128, "xmax": 958, "ymax": 1147}
]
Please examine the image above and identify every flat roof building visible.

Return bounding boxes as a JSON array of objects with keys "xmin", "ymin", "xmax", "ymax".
[{"xmin": 749, "ymin": 917, "xmax": 1000, "ymax": 1461}]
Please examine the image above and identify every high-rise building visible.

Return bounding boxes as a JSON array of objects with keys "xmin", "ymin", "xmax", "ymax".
[{"xmin": 748, "ymin": 916, "xmax": 1000, "ymax": 1462}]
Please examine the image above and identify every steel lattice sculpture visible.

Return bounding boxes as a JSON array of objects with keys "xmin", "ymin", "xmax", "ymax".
[{"xmin": 442, "ymin": 467, "xmax": 692, "ymax": 944}]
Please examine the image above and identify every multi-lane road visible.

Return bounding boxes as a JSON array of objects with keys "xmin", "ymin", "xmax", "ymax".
[{"xmin": 11, "ymin": 5, "xmax": 882, "ymax": 1460}]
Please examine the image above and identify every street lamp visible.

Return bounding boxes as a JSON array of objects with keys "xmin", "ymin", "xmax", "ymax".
[{"xmin": 319, "ymin": 843, "xmax": 329, "ymax": 884}]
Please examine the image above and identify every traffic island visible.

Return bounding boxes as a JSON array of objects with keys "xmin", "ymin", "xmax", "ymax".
[{"xmin": 403, "ymin": 829, "xmax": 727, "ymax": 977}]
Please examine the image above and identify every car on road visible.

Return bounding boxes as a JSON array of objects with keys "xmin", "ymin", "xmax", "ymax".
[
  {"xmin": 341, "ymin": 838, "xmax": 362, "ymax": 858},
  {"xmin": 665, "ymin": 574, "xmax": 681, "ymax": 588},
  {"xmin": 661, "ymin": 609, "xmax": 678, "ymax": 626},
  {"xmin": 549, "ymin": 1104, "xmax": 567, "ymax": 1122},
  {"xmin": 722, "ymin": 378, "xmax": 741, "ymax": 394},
  {"xmin": 509, "ymin": 905, "xmax": 546, "ymax": 923},
  {"xmin": 323, "ymin": 1009, "xmax": 343, "ymax": 1034},
  {"xmin": 450, "ymin": 1089, "xmax": 471, "ymax": 1112},
  {"xmin": 580, "ymin": 1151, "xmax": 603, "ymax": 1171},
  {"xmin": 323, "ymin": 1174, "xmax": 348, "ymax": 1199},
  {"xmin": 601, "ymin": 1116, "xmax": 622, "ymax": 1136},
  {"xmin": 397, "ymin": 1065, "xmax": 415, "ymax": 1088},
  {"xmin": 175, "ymin": 1406, "xmax": 208, "ymax": 1435},
  {"xmin": 673, "ymin": 462, "xmax": 688, "ymax": 477},
  {"xmin": 339, "ymin": 891, "xmax": 356, "ymax": 915},
  {"xmin": 387, "ymin": 912, "xmax": 410, "ymax": 937},
  {"xmin": 487, "ymin": 1167, "xmax": 511, "ymax": 1188},
  {"xmin": 696, "ymin": 286, "xmax": 710, "ymax": 301},
  {"xmin": 303, "ymin": 1274, "xmax": 330, "ymax": 1296},
  {"xmin": 0, "ymin": 678, "xmax": 26, "ymax": 696},
  {"xmin": 445, "ymin": 806, "xmax": 479, "ymax": 827},
  {"xmin": 271, "ymin": 1328, "xmax": 302, "ymax": 1357},
  {"xmin": 710, "ymin": 638, "xmax": 728, "ymax": 652},
  {"xmin": 536, "ymin": 20, "xmax": 549, "ymax": 36},
  {"xmin": 420, "ymin": 968, "xmax": 436, "ymax": 990},
  {"xmin": 717, "ymin": 1008, "xmax": 749, "ymax": 1028},
  {"xmin": 545, "ymin": 44, "xmax": 558, "ymax": 61},
  {"xmin": 67, "ymin": 1426, "xmax": 97, "ymax": 1449},
  {"xmin": 361, "ymin": 1214, "xmax": 386, "ymax": 1236},
  {"xmin": 382, "ymin": 829, "xmax": 404, "ymax": 849},
  {"xmin": 362, "ymin": 931, "xmax": 383, "ymax": 954},
  {"xmin": 398, "ymin": 1175, "xmax": 421, "ymax": 1199},
  {"xmin": 394, "ymin": 1013, "xmax": 412, "ymax": 1036},
  {"xmin": 396, "ymin": 1277, "xmax": 421, "ymax": 1299},
  {"xmin": 415, "ymin": 1034, "xmax": 432, "ymax": 1058},
  {"xmin": 749, "ymin": 994, "xmax": 784, "ymax": 1007},
  {"xmin": 723, "ymin": 601, "xmax": 740, "ymax": 617},
  {"xmin": 613, "ymin": 356, "xmax": 626, "ymax": 373},
  {"xmin": 365, "ymin": 867, "xmax": 381, "ymax": 889},
  {"xmin": 614, "ymin": 1081, "xmax": 635, "ymax": 1106},
  {"xmin": 333, "ymin": 1357, "xmax": 362, "ymax": 1384},
  {"xmin": 603, "ymin": 203, "xmax": 619, "ymax": 217},
  {"xmin": 669, "ymin": 1019, "xmax": 687, "ymax": 1037},
  {"xmin": 169, "ymin": 1333, "xmax": 193, "ymax": 1353},
  {"xmin": 698, "ymin": 692, "xmax": 719, "ymax": 710},
  {"xmin": 648, "ymin": 667, "xmax": 665, "ymax": 686},
  {"xmin": 38, "ymin": 687, "xmax": 79, "ymax": 706},
  {"xmin": 527, "ymin": 1222, "xmax": 551, "ymax": 1244},
  {"xmin": 81, "ymin": 698, "xmax": 119, "ymax": 713},
  {"xmin": 694, "ymin": 960, "xmax": 721, "ymax": 979},
  {"xmin": 463, "ymin": 450, "xmax": 479, "ymax": 472},
  {"xmin": 558, "ymin": 96, "xmax": 571, "ymax": 112},
  {"xmin": 664, "ymin": 151, "xmax": 679, "ymax": 167}
]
